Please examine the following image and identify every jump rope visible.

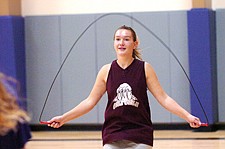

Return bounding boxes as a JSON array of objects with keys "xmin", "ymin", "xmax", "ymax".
[{"xmin": 39, "ymin": 13, "xmax": 208, "ymax": 127}]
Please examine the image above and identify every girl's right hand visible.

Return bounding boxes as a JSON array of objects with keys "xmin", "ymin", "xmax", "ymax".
[{"xmin": 47, "ymin": 115, "xmax": 64, "ymax": 128}]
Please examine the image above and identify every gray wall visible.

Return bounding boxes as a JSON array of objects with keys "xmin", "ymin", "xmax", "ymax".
[
  {"xmin": 25, "ymin": 10, "xmax": 224, "ymax": 124},
  {"xmin": 216, "ymin": 9, "xmax": 225, "ymax": 122},
  {"xmin": 25, "ymin": 16, "xmax": 63, "ymax": 123}
]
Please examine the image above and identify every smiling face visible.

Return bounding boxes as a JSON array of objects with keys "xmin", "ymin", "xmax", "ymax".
[{"xmin": 113, "ymin": 29, "xmax": 138, "ymax": 58}]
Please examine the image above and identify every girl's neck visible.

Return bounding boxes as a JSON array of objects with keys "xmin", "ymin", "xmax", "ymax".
[{"xmin": 117, "ymin": 57, "xmax": 134, "ymax": 69}]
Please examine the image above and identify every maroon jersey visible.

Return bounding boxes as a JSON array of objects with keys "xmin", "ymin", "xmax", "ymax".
[{"xmin": 102, "ymin": 59, "xmax": 153, "ymax": 146}]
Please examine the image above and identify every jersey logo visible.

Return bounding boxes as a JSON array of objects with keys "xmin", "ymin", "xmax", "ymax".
[{"xmin": 113, "ymin": 83, "xmax": 139, "ymax": 109}]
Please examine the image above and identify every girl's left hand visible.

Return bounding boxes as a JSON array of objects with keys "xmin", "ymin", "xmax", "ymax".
[{"xmin": 187, "ymin": 115, "xmax": 201, "ymax": 128}]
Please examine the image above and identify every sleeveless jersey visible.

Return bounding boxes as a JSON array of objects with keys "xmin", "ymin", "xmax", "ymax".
[{"xmin": 102, "ymin": 59, "xmax": 153, "ymax": 146}]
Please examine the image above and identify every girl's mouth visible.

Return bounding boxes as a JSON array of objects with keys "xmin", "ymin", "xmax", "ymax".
[{"xmin": 119, "ymin": 47, "xmax": 126, "ymax": 51}]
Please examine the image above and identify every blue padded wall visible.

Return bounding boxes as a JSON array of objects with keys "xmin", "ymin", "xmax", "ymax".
[
  {"xmin": 0, "ymin": 16, "xmax": 26, "ymax": 105},
  {"xmin": 187, "ymin": 9, "xmax": 218, "ymax": 125}
]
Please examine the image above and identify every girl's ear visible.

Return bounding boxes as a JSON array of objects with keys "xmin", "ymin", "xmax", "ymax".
[
  {"xmin": 134, "ymin": 35, "xmax": 140, "ymax": 48},
  {"xmin": 134, "ymin": 40, "xmax": 139, "ymax": 49}
]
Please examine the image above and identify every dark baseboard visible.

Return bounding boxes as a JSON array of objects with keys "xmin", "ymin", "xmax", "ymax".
[{"xmin": 30, "ymin": 122, "xmax": 225, "ymax": 132}]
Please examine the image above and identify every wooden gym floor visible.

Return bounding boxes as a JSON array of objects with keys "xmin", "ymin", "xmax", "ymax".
[{"xmin": 26, "ymin": 130, "xmax": 225, "ymax": 149}]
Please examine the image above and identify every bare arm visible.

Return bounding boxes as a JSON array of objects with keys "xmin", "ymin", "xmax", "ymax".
[
  {"xmin": 145, "ymin": 62, "xmax": 201, "ymax": 128},
  {"xmin": 48, "ymin": 64, "xmax": 110, "ymax": 128}
]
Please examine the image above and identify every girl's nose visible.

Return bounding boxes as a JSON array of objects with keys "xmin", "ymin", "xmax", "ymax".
[{"xmin": 119, "ymin": 39, "xmax": 124, "ymax": 45}]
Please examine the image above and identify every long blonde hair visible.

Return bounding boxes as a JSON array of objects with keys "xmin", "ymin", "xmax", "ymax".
[
  {"xmin": 0, "ymin": 73, "xmax": 30, "ymax": 136},
  {"xmin": 114, "ymin": 25, "xmax": 142, "ymax": 60}
]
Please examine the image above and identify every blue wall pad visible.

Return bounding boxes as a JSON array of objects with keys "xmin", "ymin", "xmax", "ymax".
[
  {"xmin": 187, "ymin": 9, "xmax": 218, "ymax": 125},
  {"xmin": 0, "ymin": 16, "xmax": 27, "ymax": 107}
]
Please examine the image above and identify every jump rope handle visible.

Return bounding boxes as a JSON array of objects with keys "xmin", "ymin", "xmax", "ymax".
[
  {"xmin": 40, "ymin": 121, "xmax": 52, "ymax": 125},
  {"xmin": 200, "ymin": 123, "xmax": 208, "ymax": 127}
]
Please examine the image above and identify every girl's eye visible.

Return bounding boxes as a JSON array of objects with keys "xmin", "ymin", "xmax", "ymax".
[{"xmin": 114, "ymin": 37, "xmax": 130, "ymax": 41}]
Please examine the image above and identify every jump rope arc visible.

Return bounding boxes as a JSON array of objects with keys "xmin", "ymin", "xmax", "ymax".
[{"xmin": 39, "ymin": 13, "xmax": 209, "ymax": 126}]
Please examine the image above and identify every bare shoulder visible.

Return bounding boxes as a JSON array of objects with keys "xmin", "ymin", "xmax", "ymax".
[
  {"xmin": 144, "ymin": 61, "xmax": 151, "ymax": 68},
  {"xmin": 101, "ymin": 63, "xmax": 111, "ymax": 71},
  {"xmin": 144, "ymin": 62, "xmax": 157, "ymax": 79},
  {"xmin": 98, "ymin": 63, "xmax": 111, "ymax": 82},
  {"xmin": 100, "ymin": 63, "xmax": 111, "ymax": 74}
]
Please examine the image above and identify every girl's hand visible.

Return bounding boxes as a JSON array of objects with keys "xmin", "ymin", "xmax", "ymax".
[
  {"xmin": 187, "ymin": 115, "xmax": 201, "ymax": 128},
  {"xmin": 47, "ymin": 115, "xmax": 64, "ymax": 128}
]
